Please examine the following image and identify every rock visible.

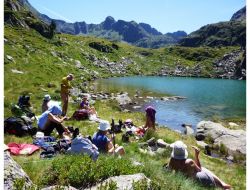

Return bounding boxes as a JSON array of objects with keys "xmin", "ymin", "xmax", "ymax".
[
  {"xmin": 86, "ymin": 173, "xmax": 151, "ymax": 190},
  {"xmin": 157, "ymin": 139, "xmax": 169, "ymax": 148},
  {"xmin": 196, "ymin": 141, "xmax": 208, "ymax": 149},
  {"xmin": 116, "ymin": 93, "xmax": 132, "ymax": 105},
  {"xmin": 11, "ymin": 69, "xmax": 24, "ymax": 74},
  {"xmin": 75, "ymin": 60, "xmax": 83, "ymax": 68},
  {"xmin": 228, "ymin": 122, "xmax": 239, "ymax": 128},
  {"xmin": 146, "ymin": 96, "xmax": 154, "ymax": 99},
  {"xmin": 182, "ymin": 124, "xmax": 194, "ymax": 135},
  {"xmin": 133, "ymin": 106, "xmax": 142, "ymax": 109},
  {"xmin": 89, "ymin": 42, "xmax": 113, "ymax": 53},
  {"xmin": 4, "ymin": 152, "xmax": 33, "ymax": 190},
  {"xmin": 41, "ymin": 186, "xmax": 77, "ymax": 190},
  {"xmin": 51, "ymin": 51, "xmax": 57, "ymax": 57},
  {"xmin": 156, "ymin": 148, "xmax": 166, "ymax": 154},
  {"xmin": 6, "ymin": 55, "xmax": 14, "ymax": 61},
  {"xmin": 196, "ymin": 121, "xmax": 246, "ymax": 156},
  {"xmin": 40, "ymin": 88, "xmax": 48, "ymax": 92},
  {"xmin": 147, "ymin": 137, "xmax": 156, "ymax": 146}
]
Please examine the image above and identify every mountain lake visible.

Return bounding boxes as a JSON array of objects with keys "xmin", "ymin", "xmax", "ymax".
[{"xmin": 93, "ymin": 76, "xmax": 246, "ymax": 132}]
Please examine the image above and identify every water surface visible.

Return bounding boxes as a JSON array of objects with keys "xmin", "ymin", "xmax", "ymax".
[{"xmin": 95, "ymin": 76, "xmax": 246, "ymax": 131}]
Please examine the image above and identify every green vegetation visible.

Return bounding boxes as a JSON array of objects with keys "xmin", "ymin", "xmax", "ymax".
[{"xmin": 4, "ymin": 23, "xmax": 245, "ymax": 189}]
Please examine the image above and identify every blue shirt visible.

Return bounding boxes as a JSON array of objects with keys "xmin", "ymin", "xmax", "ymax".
[
  {"xmin": 92, "ymin": 132, "xmax": 110, "ymax": 153},
  {"xmin": 37, "ymin": 110, "xmax": 50, "ymax": 130}
]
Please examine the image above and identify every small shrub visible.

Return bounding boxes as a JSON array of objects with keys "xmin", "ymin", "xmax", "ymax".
[
  {"xmin": 142, "ymin": 129, "xmax": 159, "ymax": 141},
  {"xmin": 219, "ymin": 143, "xmax": 228, "ymax": 156},
  {"xmin": 97, "ymin": 180, "xmax": 117, "ymax": 190},
  {"xmin": 13, "ymin": 178, "xmax": 25, "ymax": 190},
  {"xmin": 41, "ymin": 155, "xmax": 140, "ymax": 188}
]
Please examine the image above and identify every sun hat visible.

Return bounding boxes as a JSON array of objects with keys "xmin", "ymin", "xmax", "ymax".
[
  {"xmin": 98, "ymin": 120, "xmax": 111, "ymax": 131},
  {"xmin": 170, "ymin": 141, "xmax": 188, "ymax": 160},
  {"xmin": 35, "ymin": 131, "xmax": 44, "ymax": 138},
  {"xmin": 44, "ymin": 94, "xmax": 51, "ymax": 101}
]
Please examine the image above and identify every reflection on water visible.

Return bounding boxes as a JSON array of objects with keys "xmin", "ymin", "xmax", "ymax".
[{"xmin": 95, "ymin": 76, "xmax": 246, "ymax": 131}]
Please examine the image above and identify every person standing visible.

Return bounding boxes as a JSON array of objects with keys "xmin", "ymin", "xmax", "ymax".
[{"xmin": 61, "ymin": 74, "xmax": 73, "ymax": 116}]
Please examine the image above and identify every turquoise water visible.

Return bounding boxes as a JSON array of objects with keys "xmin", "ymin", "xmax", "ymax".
[{"xmin": 96, "ymin": 76, "xmax": 246, "ymax": 131}]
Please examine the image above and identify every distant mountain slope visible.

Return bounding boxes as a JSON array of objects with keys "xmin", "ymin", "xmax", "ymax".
[
  {"xmin": 4, "ymin": 0, "xmax": 54, "ymax": 39},
  {"xmin": 179, "ymin": 7, "xmax": 246, "ymax": 47},
  {"xmin": 13, "ymin": 0, "xmax": 187, "ymax": 48},
  {"xmin": 47, "ymin": 16, "xmax": 187, "ymax": 48}
]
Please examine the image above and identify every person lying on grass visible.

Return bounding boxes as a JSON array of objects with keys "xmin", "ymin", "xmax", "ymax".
[
  {"xmin": 92, "ymin": 120, "xmax": 125, "ymax": 156},
  {"xmin": 168, "ymin": 141, "xmax": 231, "ymax": 189},
  {"xmin": 37, "ymin": 105, "xmax": 70, "ymax": 138}
]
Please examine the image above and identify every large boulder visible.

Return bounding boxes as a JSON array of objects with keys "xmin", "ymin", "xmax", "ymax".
[
  {"xmin": 86, "ymin": 173, "xmax": 151, "ymax": 190},
  {"xmin": 116, "ymin": 93, "xmax": 132, "ymax": 105},
  {"xmin": 196, "ymin": 121, "xmax": 246, "ymax": 155},
  {"xmin": 4, "ymin": 151, "xmax": 33, "ymax": 190}
]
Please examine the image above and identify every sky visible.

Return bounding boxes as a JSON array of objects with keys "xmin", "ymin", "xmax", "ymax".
[{"xmin": 28, "ymin": 0, "xmax": 245, "ymax": 34}]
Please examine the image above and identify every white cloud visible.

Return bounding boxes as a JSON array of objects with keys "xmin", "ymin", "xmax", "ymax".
[{"xmin": 41, "ymin": 6, "xmax": 73, "ymax": 23}]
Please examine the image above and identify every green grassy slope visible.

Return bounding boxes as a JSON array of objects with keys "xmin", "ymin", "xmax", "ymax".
[{"xmin": 4, "ymin": 26, "xmax": 245, "ymax": 189}]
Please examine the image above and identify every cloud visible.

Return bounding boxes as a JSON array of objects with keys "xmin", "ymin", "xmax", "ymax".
[{"xmin": 41, "ymin": 6, "xmax": 74, "ymax": 23}]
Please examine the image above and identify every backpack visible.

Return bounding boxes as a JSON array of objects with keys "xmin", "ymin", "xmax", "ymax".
[
  {"xmin": 72, "ymin": 109, "xmax": 89, "ymax": 120},
  {"xmin": 4, "ymin": 117, "xmax": 37, "ymax": 137}
]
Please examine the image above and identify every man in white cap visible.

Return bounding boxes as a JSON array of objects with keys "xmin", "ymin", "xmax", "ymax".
[
  {"xmin": 92, "ymin": 120, "xmax": 125, "ymax": 156},
  {"xmin": 168, "ymin": 141, "xmax": 231, "ymax": 189}
]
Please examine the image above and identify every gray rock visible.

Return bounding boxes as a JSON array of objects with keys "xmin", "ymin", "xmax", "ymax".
[
  {"xmin": 6, "ymin": 55, "xmax": 14, "ymax": 61},
  {"xmin": 147, "ymin": 137, "xmax": 156, "ymax": 146},
  {"xmin": 228, "ymin": 122, "xmax": 239, "ymax": 128},
  {"xmin": 182, "ymin": 124, "xmax": 194, "ymax": 135},
  {"xmin": 157, "ymin": 139, "xmax": 169, "ymax": 148},
  {"xmin": 196, "ymin": 141, "xmax": 208, "ymax": 149},
  {"xmin": 11, "ymin": 69, "xmax": 24, "ymax": 74},
  {"xmin": 4, "ymin": 152, "xmax": 33, "ymax": 190},
  {"xmin": 41, "ymin": 186, "xmax": 77, "ymax": 190},
  {"xmin": 86, "ymin": 173, "xmax": 151, "ymax": 190},
  {"xmin": 196, "ymin": 121, "xmax": 246, "ymax": 155},
  {"xmin": 116, "ymin": 93, "xmax": 132, "ymax": 105}
]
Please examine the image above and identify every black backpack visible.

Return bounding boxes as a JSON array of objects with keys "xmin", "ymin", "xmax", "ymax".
[{"xmin": 4, "ymin": 117, "xmax": 37, "ymax": 137}]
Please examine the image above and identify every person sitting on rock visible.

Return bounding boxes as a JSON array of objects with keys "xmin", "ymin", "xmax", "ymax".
[
  {"xmin": 37, "ymin": 105, "xmax": 70, "ymax": 137},
  {"xmin": 92, "ymin": 120, "xmax": 125, "ymax": 156},
  {"xmin": 143, "ymin": 106, "xmax": 156, "ymax": 130},
  {"xmin": 80, "ymin": 94, "xmax": 97, "ymax": 116},
  {"xmin": 168, "ymin": 141, "xmax": 231, "ymax": 189}
]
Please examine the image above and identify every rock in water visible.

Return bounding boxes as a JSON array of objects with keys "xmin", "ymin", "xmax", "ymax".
[{"xmin": 4, "ymin": 151, "xmax": 33, "ymax": 190}]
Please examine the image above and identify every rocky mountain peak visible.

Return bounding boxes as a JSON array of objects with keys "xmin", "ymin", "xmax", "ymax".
[
  {"xmin": 102, "ymin": 16, "xmax": 116, "ymax": 30},
  {"xmin": 230, "ymin": 6, "xmax": 246, "ymax": 21}
]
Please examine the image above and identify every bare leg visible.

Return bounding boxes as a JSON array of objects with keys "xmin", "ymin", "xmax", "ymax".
[
  {"xmin": 61, "ymin": 93, "xmax": 68, "ymax": 116},
  {"xmin": 209, "ymin": 171, "xmax": 231, "ymax": 189}
]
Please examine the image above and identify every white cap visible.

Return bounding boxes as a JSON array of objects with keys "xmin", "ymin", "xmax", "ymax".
[
  {"xmin": 98, "ymin": 120, "xmax": 111, "ymax": 131},
  {"xmin": 44, "ymin": 94, "xmax": 51, "ymax": 101}
]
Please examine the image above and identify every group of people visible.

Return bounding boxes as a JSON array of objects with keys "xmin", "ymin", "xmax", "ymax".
[{"xmin": 35, "ymin": 73, "xmax": 230, "ymax": 189}]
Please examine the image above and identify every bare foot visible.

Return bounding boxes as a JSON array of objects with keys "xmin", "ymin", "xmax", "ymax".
[{"xmin": 222, "ymin": 183, "xmax": 231, "ymax": 189}]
